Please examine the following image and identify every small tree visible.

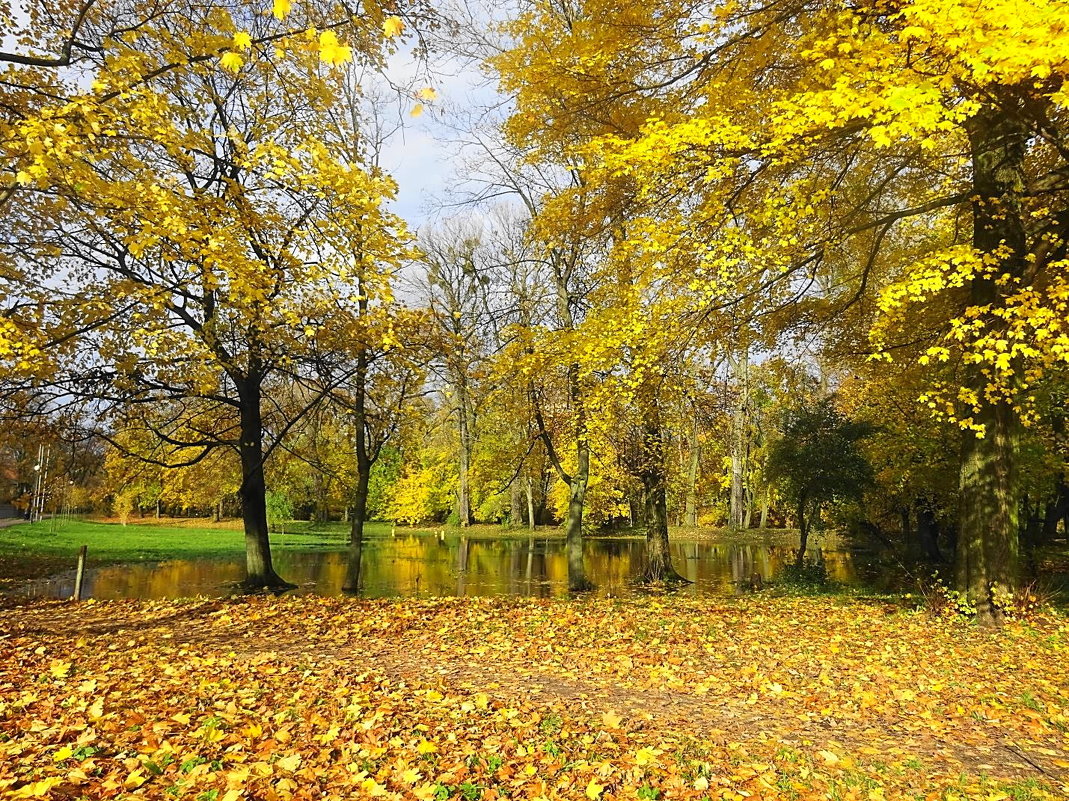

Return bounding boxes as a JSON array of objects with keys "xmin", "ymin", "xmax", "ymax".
[
  {"xmin": 767, "ymin": 398, "xmax": 873, "ymax": 566},
  {"xmin": 265, "ymin": 492, "xmax": 293, "ymax": 536}
]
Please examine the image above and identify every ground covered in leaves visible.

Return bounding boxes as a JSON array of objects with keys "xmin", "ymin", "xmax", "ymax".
[{"xmin": 1, "ymin": 596, "xmax": 1068, "ymax": 801}]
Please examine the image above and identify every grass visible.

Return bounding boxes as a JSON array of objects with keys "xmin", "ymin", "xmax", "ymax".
[
  {"xmin": 0, "ymin": 518, "xmax": 560, "ymax": 585},
  {"xmin": 0, "ymin": 518, "xmax": 365, "ymax": 585}
]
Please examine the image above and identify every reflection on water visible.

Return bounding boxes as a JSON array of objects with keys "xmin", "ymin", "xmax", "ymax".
[{"xmin": 18, "ymin": 531, "xmax": 881, "ymax": 601}]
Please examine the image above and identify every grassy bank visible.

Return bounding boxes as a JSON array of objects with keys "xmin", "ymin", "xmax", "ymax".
[
  {"xmin": 0, "ymin": 519, "xmax": 561, "ymax": 586},
  {"xmin": 1, "ymin": 595, "xmax": 1066, "ymax": 800},
  {"xmin": 0, "ymin": 519, "xmax": 352, "ymax": 586}
]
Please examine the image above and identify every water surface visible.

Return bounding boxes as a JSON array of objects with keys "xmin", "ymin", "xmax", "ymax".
[{"xmin": 18, "ymin": 530, "xmax": 882, "ymax": 600}]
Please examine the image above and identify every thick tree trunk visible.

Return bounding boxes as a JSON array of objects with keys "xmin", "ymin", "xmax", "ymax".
[
  {"xmin": 237, "ymin": 376, "xmax": 290, "ymax": 590},
  {"xmin": 343, "ymin": 345, "xmax": 372, "ymax": 593},
  {"xmin": 510, "ymin": 477, "xmax": 523, "ymax": 528},
  {"xmin": 955, "ymin": 100, "xmax": 1028, "ymax": 625},
  {"xmin": 565, "ymin": 447, "xmax": 592, "ymax": 591},
  {"xmin": 638, "ymin": 405, "xmax": 687, "ymax": 583}
]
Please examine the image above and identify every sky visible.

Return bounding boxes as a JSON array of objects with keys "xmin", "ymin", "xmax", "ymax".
[{"xmin": 374, "ymin": 36, "xmax": 506, "ymax": 232}]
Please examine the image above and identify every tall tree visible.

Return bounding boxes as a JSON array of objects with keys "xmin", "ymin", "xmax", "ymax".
[{"xmin": 2, "ymin": 0, "xmax": 410, "ymax": 588}]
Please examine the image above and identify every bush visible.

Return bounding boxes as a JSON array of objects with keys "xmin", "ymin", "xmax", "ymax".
[{"xmin": 775, "ymin": 558, "xmax": 829, "ymax": 590}]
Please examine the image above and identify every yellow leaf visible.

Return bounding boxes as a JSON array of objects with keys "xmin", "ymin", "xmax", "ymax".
[
  {"xmin": 410, "ymin": 103, "xmax": 424, "ymax": 118},
  {"xmin": 383, "ymin": 16, "xmax": 404, "ymax": 38},
  {"xmin": 602, "ymin": 709, "xmax": 622, "ymax": 729},
  {"xmin": 635, "ymin": 747, "xmax": 660, "ymax": 766},
  {"xmin": 220, "ymin": 52, "xmax": 243, "ymax": 72},
  {"xmin": 50, "ymin": 660, "xmax": 72, "ymax": 679},
  {"xmin": 124, "ymin": 770, "xmax": 147, "ymax": 790},
  {"xmin": 818, "ymin": 750, "xmax": 840, "ymax": 765},
  {"xmin": 272, "ymin": 0, "xmax": 292, "ymax": 20},
  {"xmin": 14, "ymin": 777, "xmax": 64, "ymax": 798},
  {"xmin": 362, "ymin": 778, "xmax": 388, "ymax": 796},
  {"xmin": 585, "ymin": 780, "xmax": 605, "ymax": 800},
  {"xmin": 233, "ymin": 32, "xmax": 252, "ymax": 51},
  {"xmin": 276, "ymin": 754, "xmax": 301, "ymax": 772},
  {"xmin": 416, "ymin": 739, "xmax": 437, "ymax": 754},
  {"xmin": 319, "ymin": 30, "xmax": 352, "ymax": 66},
  {"xmin": 53, "ymin": 745, "xmax": 74, "ymax": 762},
  {"xmin": 221, "ymin": 791, "xmax": 242, "ymax": 801},
  {"xmin": 417, "ymin": 87, "xmax": 438, "ymax": 101}
]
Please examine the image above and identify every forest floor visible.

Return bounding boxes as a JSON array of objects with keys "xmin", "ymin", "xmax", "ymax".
[{"xmin": 1, "ymin": 595, "xmax": 1067, "ymax": 801}]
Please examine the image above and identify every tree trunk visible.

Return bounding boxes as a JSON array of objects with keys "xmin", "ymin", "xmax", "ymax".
[
  {"xmin": 955, "ymin": 100, "xmax": 1028, "ymax": 625},
  {"xmin": 237, "ymin": 375, "xmax": 290, "ymax": 590},
  {"xmin": 795, "ymin": 498, "xmax": 809, "ymax": 567},
  {"xmin": 510, "ymin": 477, "xmax": 523, "ymax": 528},
  {"xmin": 916, "ymin": 501, "xmax": 943, "ymax": 563},
  {"xmin": 565, "ymin": 446, "xmax": 592, "ymax": 591},
  {"xmin": 685, "ymin": 415, "xmax": 699, "ymax": 527},
  {"xmin": 759, "ymin": 487, "xmax": 769, "ymax": 529},
  {"xmin": 343, "ymin": 344, "xmax": 372, "ymax": 593},
  {"xmin": 1041, "ymin": 478, "xmax": 1067, "ymax": 543},
  {"xmin": 525, "ymin": 477, "xmax": 536, "ymax": 530},
  {"xmin": 729, "ymin": 349, "xmax": 749, "ymax": 529},
  {"xmin": 637, "ymin": 405, "xmax": 687, "ymax": 584},
  {"xmin": 456, "ymin": 379, "xmax": 472, "ymax": 527}
]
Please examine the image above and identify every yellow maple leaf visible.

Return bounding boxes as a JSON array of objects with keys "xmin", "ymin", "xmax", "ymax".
[
  {"xmin": 602, "ymin": 709, "xmax": 622, "ymax": 729},
  {"xmin": 417, "ymin": 87, "xmax": 438, "ymax": 101},
  {"xmin": 410, "ymin": 103, "xmax": 424, "ymax": 118},
  {"xmin": 383, "ymin": 16, "xmax": 404, "ymax": 38},
  {"xmin": 275, "ymin": 753, "xmax": 301, "ymax": 772},
  {"xmin": 319, "ymin": 30, "xmax": 352, "ymax": 66},
  {"xmin": 220, "ymin": 52, "xmax": 244, "ymax": 72},
  {"xmin": 585, "ymin": 780, "xmax": 605, "ymax": 800},
  {"xmin": 49, "ymin": 660, "xmax": 72, "ymax": 679},
  {"xmin": 272, "ymin": 0, "xmax": 292, "ymax": 20},
  {"xmin": 635, "ymin": 746, "xmax": 660, "ymax": 766},
  {"xmin": 233, "ymin": 32, "xmax": 252, "ymax": 51},
  {"xmin": 52, "ymin": 745, "xmax": 74, "ymax": 762},
  {"xmin": 416, "ymin": 739, "xmax": 437, "ymax": 754}
]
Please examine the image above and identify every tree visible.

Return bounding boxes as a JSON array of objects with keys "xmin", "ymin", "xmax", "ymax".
[
  {"xmin": 2, "ymin": 0, "xmax": 411, "ymax": 588},
  {"xmin": 767, "ymin": 397, "xmax": 873, "ymax": 566},
  {"xmin": 494, "ymin": 0, "xmax": 1069, "ymax": 622}
]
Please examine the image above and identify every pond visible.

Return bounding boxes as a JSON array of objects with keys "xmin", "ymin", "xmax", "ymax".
[{"xmin": 15, "ymin": 529, "xmax": 892, "ymax": 601}]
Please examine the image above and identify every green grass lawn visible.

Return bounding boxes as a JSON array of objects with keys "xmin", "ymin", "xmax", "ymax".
[
  {"xmin": 0, "ymin": 518, "xmax": 548, "ymax": 585},
  {"xmin": 0, "ymin": 518, "xmax": 375, "ymax": 584}
]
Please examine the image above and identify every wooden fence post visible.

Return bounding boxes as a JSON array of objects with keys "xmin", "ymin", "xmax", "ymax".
[{"xmin": 72, "ymin": 545, "xmax": 87, "ymax": 601}]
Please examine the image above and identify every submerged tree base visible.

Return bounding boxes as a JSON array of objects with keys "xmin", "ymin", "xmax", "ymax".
[
  {"xmin": 635, "ymin": 568, "xmax": 692, "ymax": 586},
  {"xmin": 239, "ymin": 573, "xmax": 297, "ymax": 593}
]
